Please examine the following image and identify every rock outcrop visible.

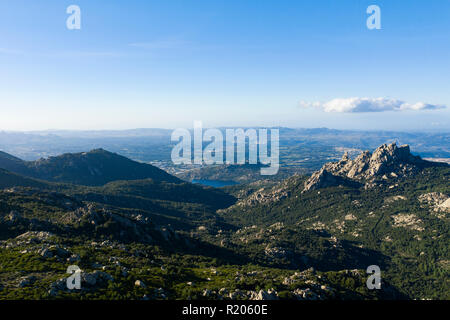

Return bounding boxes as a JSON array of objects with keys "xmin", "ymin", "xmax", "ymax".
[
  {"xmin": 302, "ymin": 168, "xmax": 361, "ymax": 192},
  {"xmin": 303, "ymin": 142, "xmax": 445, "ymax": 192},
  {"xmin": 418, "ymin": 192, "xmax": 450, "ymax": 218}
]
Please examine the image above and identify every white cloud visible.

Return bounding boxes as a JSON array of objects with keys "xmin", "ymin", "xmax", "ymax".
[{"xmin": 299, "ymin": 97, "xmax": 446, "ymax": 113}]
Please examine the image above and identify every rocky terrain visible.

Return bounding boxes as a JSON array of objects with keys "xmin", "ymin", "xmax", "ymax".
[
  {"xmin": 303, "ymin": 143, "xmax": 445, "ymax": 192},
  {"xmin": 221, "ymin": 143, "xmax": 449, "ymax": 299},
  {"xmin": 0, "ymin": 143, "xmax": 448, "ymax": 300}
]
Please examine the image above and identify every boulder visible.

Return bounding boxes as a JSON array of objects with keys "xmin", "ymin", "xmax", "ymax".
[{"xmin": 135, "ymin": 280, "xmax": 146, "ymax": 288}]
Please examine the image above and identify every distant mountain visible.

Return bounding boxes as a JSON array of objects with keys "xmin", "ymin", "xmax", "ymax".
[{"xmin": 0, "ymin": 149, "xmax": 180, "ymax": 186}]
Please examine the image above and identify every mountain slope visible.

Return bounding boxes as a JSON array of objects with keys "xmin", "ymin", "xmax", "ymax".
[
  {"xmin": 0, "ymin": 168, "xmax": 49, "ymax": 189},
  {"xmin": 0, "ymin": 149, "xmax": 180, "ymax": 186},
  {"xmin": 0, "ymin": 174, "xmax": 393, "ymax": 301},
  {"xmin": 303, "ymin": 142, "xmax": 447, "ymax": 192},
  {"xmin": 0, "ymin": 151, "xmax": 30, "ymax": 175},
  {"xmin": 220, "ymin": 143, "xmax": 449, "ymax": 299}
]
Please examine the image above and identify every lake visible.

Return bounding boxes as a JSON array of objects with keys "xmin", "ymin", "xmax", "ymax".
[{"xmin": 191, "ymin": 179, "xmax": 239, "ymax": 188}]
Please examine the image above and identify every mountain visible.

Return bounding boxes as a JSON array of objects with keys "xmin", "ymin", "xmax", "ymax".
[
  {"xmin": 0, "ymin": 168, "xmax": 49, "ymax": 189},
  {"xmin": 221, "ymin": 143, "xmax": 449, "ymax": 299},
  {"xmin": 0, "ymin": 149, "xmax": 180, "ymax": 186},
  {"xmin": 0, "ymin": 151, "xmax": 30, "ymax": 175},
  {"xmin": 303, "ymin": 142, "xmax": 447, "ymax": 192}
]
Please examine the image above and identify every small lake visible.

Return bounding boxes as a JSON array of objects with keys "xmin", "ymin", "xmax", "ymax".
[{"xmin": 191, "ymin": 179, "xmax": 239, "ymax": 188}]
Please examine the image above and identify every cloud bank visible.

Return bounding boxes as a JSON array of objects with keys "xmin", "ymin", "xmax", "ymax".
[{"xmin": 299, "ymin": 97, "xmax": 446, "ymax": 113}]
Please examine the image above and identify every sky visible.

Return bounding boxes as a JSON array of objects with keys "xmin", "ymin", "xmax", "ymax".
[{"xmin": 0, "ymin": 0, "xmax": 449, "ymax": 131}]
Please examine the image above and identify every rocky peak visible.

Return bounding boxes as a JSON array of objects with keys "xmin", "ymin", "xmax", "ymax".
[
  {"xmin": 303, "ymin": 169, "xmax": 341, "ymax": 192},
  {"xmin": 302, "ymin": 167, "xmax": 362, "ymax": 193},
  {"xmin": 341, "ymin": 152, "xmax": 350, "ymax": 162},
  {"xmin": 369, "ymin": 143, "xmax": 416, "ymax": 166},
  {"xmin": 303, "ymin": 142, "xmax": 444, "ymax": 192},
  {"xmin": 327, "ymin": 142, "xmax": 424, "ymax": 179}
]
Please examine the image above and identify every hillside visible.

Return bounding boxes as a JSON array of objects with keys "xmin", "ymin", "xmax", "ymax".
[
  {"xmin": 0, "ymin": 183, "xmax": 392, "ymax": 300},
  {"xmin": 0, "ymin": 169, "xmax": 49, "ymax": 189},
  {"xmin": 0, "ymin": 151, "xmax": 31, "ymax": 176},
  {"xmin": 220, "ymin": 143, "xmax": 449, "ymax": 299},
  {"xmin": 177, "ymin": 164, "xmax": 306, "ymax": 184},
  {"xmin": 0, "ymin": 149, "xmax": 179, "ymax": 186}
]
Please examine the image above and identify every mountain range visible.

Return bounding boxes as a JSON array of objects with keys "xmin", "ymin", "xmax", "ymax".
[{"xmin": 0, "ymin": 143, "xmax": 448, "ymax": 300}]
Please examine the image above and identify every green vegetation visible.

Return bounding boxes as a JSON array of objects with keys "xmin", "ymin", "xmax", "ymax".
[{"xmin": 0, "ymin": 147, "xmax": 448, "ymax": 300}]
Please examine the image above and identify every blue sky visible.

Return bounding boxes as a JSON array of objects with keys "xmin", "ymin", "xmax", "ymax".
[{"xmin": 0, "ymin": 0, "xmax": 449, "ymax": 131}]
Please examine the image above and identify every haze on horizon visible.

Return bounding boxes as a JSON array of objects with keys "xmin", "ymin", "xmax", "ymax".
[{"xmin": 1, "ymin": 0, "xmax": 449, "ymax": 132}]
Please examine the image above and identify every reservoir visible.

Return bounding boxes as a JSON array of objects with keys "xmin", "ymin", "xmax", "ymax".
[{"xmin": 192, "ymin": 179, "xmax": 239, "ymax": 188}]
